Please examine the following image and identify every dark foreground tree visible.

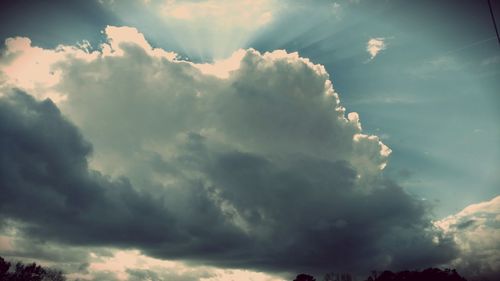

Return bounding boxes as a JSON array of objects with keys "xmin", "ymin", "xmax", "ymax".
[
  {"xmin": 294, "ymin": 273, "xmax": 317, "ymax": 281},
  {"xmin": 324, "ymin": 272, "xmax": 353, "ymax": 281},
  {"xmin": 365, "ymin": 268, "xmax": 467, "ymax": 281},
  {"xmin": 0, "ymin": 256, "xmax": 66, "ymax": 281},
  {"xmin": 41, "ymin": 269, "xmax": 66, "ymax": 281},
  {"xmin": 1, "ymin": 257, "xmax": 11, "ymax": 279}
]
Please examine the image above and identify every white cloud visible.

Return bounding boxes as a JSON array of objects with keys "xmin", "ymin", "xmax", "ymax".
[
  {"xmin": 435, "ymin": 196, "xmax": 500, "ymax": 281},
  {"xmin": 366, "ymin": 37, "xmax": 386, "ymax": 60},
  {"xmin": 331, "ymin": 2, "xmax": 342, "ymax": 18},
  {"xmin": 0, "ymin": 26, "xmax": 177, "ymax": 103},
  {"xmin": 101, "ymin": 25, "xmax": 177, "ymax": 59},
  {"xmin": 0, "ymin": 26, "xmax": 389, "ymax": 183},
  {"xmin": 0, "ymin": 37, "xmax": 92, "ymax": 102},
  {"xmin": 193, "ymin": 49, "xmax": 247, "ymax": 78}
]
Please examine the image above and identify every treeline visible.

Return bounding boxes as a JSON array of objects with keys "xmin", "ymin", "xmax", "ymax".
[
  {"xmin": 293, "ymin": 268, "xmax": 468, "ymax": 281},
  {"xmin": 0, "ymin": 257, "xmax": 66, "ymax": 281},
  {"xmin": 1, "ymin": 256, "xmax": 468, "ymax": 281}
]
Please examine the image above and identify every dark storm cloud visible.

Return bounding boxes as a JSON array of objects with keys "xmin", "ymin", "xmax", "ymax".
[
  {"xmin": 144, "ymin": 142, "xmax": 457, "ymax": 274},
  {"xmin": 0, "ymin": 89, "xmax": 250, "ymax": 258},
  {"xmin": 0, "ymin": 90, "xmax": 457, "ymax": 275},
  {"xmin": 0, "ymin": 90, "xmax": 180, "ymax": 246}
]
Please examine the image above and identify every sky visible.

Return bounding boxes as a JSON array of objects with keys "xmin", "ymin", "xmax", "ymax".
[{"xmin": 0, "ymin": 0, "xmax": 499, "ymax": 281}]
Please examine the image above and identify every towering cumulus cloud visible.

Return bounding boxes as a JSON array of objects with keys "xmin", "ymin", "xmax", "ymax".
[{"xmin": 0, "ymin": 26, "xmax": 458, "ymax": 277}]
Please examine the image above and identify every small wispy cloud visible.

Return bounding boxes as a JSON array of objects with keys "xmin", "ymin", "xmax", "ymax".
[
  {"xmin": 331, "ymin": 2, "xmax": 342, "ymax": 18},
  {"xmin": 480, "ymin": 55, "xmax": 500, "ymax": 66},
  {"xmin": 408, "ymin": 56, "xmax": 461, "ymax": 78},
  {"xmin": 366, "ymin": 37, "xmax": 386, "ymax": 60}
]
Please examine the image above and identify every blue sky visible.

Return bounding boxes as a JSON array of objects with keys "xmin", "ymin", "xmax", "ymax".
[{"xmin": 0, "ymin": 0, "xmax": 499, "ymax": 280}]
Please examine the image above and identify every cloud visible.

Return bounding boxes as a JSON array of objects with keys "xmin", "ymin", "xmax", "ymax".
[
  {"xmin": 0, "ymin": 27, "xmax": 459, "ymax": 277},
  {"xmin": 331, "ymin": 2, "xmax": 342, "ymax": 19},
  {"xmin": 480, "ymin": 55, "xmax": 500, "ymax": 66},
  {"xmin": 0, "ymin": 90, "xmax": 275, "ymax": 280},
  {"xmin": 161, "ymin": 0, "xmax": 273, "ymax": 27},
  {"xmin": 0, "ymin": 0, "xmax": 275, "ymax": 61},
  {"xmin": 435, "ymin": 196, "xmax": 500, "ymax": 281},
  {"xmin": 0, "ymin": 90, "xmax": 186, "ymax": 247},
  {"xmin": 0, "ymin": 228, "xmax": 283, "ymax": 281},
  {"xmin": 408, "ymin": 56, "xmax": 461, "ymax": 78},
  {"xmin": 137, "ymin": 0, "xmax": 278, "ymax": 59},
  {"xmin": 366, "ymin": 37, "xmax": 386, "ymax": 60}
]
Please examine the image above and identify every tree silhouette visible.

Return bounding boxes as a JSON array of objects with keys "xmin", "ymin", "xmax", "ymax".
[
  {"xmin": 1, "ymin": 257, "xmax": 11, "ymax": 280},
  {"xmin": 324, "ymin": 272, "xmax": 353, "ymax": 281},
  {"xmin": 10, "ymin": 262, "xmax": 46, "ymax": 281},
  {"xmin": 42, "ymin": 269, "xmax": 66, "ymax": 281},
  {"xmin": 365, "ymin": 268, "xmax": 467, "ymax": 281},
  {"xmin": 294, "ymin": 273, "xmax": 317, "ymax": 281},
  {"xmin": 0, "ymin": 256, "xmax": 66, "ymax": 281}
]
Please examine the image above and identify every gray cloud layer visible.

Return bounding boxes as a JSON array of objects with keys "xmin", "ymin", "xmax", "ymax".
[
  {"xmin": 0, "ymin": 91, "xmax": 179, "ymax": 247},
  {"xmin": 0, "ymin": 27, "xmax": 460, "ymax": 276}
]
